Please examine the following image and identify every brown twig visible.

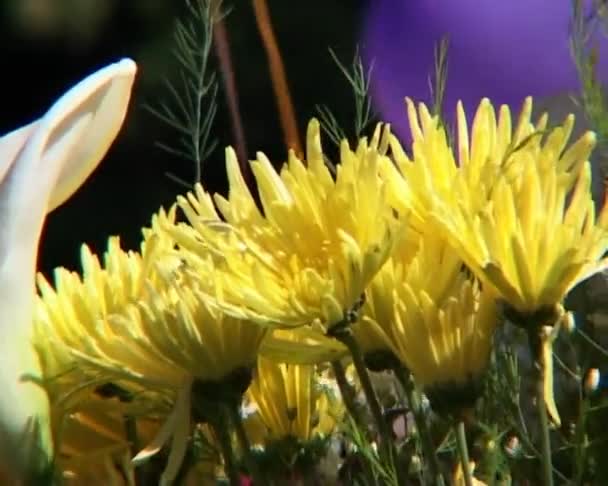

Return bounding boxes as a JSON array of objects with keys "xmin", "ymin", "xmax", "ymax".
[
  {"xmin": 251, "ymin": 0, "xmax": 303, "ymax": 157},
  {"xmin": 211, "ymin": 6, "xmax": 250, "ymax": 181}
]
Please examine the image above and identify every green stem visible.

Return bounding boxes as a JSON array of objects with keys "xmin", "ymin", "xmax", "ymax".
[
  {"xmin": 335, "ymin": 331, "xmax": 402, "ymax": 483},
  {"xmin": 124, "ymin": 415, "xmax": 139, "ymax": 456},
  {"xmin": 226, "ymin": 401, "xmax": 266, "ymax": 486},
  {"xmin": 211, "ymin": 408, "xmax": 240, "ymax": 486},
  {"xmin": 394, "ymin": 366, "xmax": 445, "ymax": 486},
  {"xmin": 573, "ymin": 397, "xmax": 588, "ymax": 485},
  {"xmin": 338, "ymin": 332, "xmax": 391, "ymax": 444},
  {"xmin": 527, "ymin": 325, "xmax": 555, "ymax": 486},
  {"xmin": 173, "ymin": 442, "xmax": 196, "ymax": 486},
  {"xmin": 536, "ymin": 361, "xmax": 554, "ymax": 486},
  {"xmin": 331, "ymin": 359, "xmax": 364, "ymax": 426},
  {"xmin": 124, "ymin": 415, "xmax": 146, "ymax": 485},
  {"xmin": 455, "ymin": 421, "xmax": 473, "ymax": 486},
  {"xmin": 331, "ymin": 360, "xmax": 378, "ymax": 486}
]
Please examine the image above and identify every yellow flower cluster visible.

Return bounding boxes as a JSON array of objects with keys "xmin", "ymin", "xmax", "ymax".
[
  {"xmin": 36, "ymin": 210, "xmax": 266, "ymax": 392},
  {"xmin": 33, "ymin": 119, "xmax": 397, "ymax": 482},
  {"xmin": 368, "ymin": 96, "xmax": 604, "ymax": 422},
  {"xmin": 168, "ymin": 120, "xmax": 401, "ymax": 331},
  {"xmin": 245, "ymin": 357, "xmax": 343, "ymax": 443},
  {"xmin": 389, "ymin": 97, "xmax": 605, "ymax": 315},
  {"xmin": 34, "ymin": 214, "xmax": 267, "ymax": 484},
  {"xmin": 361, "ymin": 235, "xmax": 497, "ymax": 390},
  {"xmin": 30, "ymin": 94, "xmax": 608, "ymax": 482}
]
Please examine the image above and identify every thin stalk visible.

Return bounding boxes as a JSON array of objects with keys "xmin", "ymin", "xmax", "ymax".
[
  {"xmin": 512, "ymin": 406, "xmax": 572, "ymax": 481},
  {"xmin": 331, "ymin": 359, "xmax": 364, "ymax": 427},
  {"xmin": 527, "ymin": 324, "xmax": 556, "ymax": 486},
  {"xmin": 124, "ymin": 415, "xmax": 145, "ymax": 486},
  {"xmin": 251, "ymin": 0, "xmax": 302, "ymax": 156},
  {"xmin": 226, "ymin": 401, "xmax": 265, "ymax": 486},
  {"xmin": 455, "ymin": 421, "xmax": 473, "ymax": 486},
  {"xmin": 212, "ymin": 10, "xmax": 250, "ymax": 178},
  {"xmin": 338, "ymin": 333, "xmax": 391, "ymax": 448},
  {"xmin": 173, "ymin": 443, "xmax": 196, "ymax": 486},
  {"xmin": 573, "ymin": 396, "xmax": 589, "ymax": 485},
  {"xmin": 394, "ymin": 366, "xmax": 445, "ymax": 486},
  {"xmin": 210, "ymin": 408, "xmax": 240, "ymax": 486},
  {"xmin": 330, "ymin": 359, "xmax": 378, "ymax": 486},
  {"xmin": 536, "ymin": 362, "xmax": 554, "ymax": 486},
  {"xmin": 336, "ymin": 331, "xmax": 402, "ymax": 483}
]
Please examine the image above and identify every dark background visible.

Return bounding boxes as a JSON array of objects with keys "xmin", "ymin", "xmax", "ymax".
[{"xmin": 0, "ymin": 0, "xmax": 365, "ymax": 277}]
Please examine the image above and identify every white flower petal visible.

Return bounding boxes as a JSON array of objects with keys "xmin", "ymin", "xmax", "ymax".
[{"xmin": 0, "ymin": 58, "xmax": 136, "ymax": 481}]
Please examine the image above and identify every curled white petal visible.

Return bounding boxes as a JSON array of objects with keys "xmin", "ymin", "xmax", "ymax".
[{"xmin": 0, "ymin": 58, "xmax": 136, "ymax": 481}]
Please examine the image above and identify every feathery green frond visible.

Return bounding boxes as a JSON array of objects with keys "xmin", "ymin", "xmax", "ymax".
[
  {"xmin": 571, "ymin": 0, "xmax": 608, "ymax": 149},
  {"xmin": 147, "ymin": 0, "xmax": 225, "ymax": 187},
  {"xmin": 316, "ymin": 47, "xmax": 376, "ymax": 148},
  {"xmin": 429, "ymin": 35, "xmax": 450, "ymax": 124}
]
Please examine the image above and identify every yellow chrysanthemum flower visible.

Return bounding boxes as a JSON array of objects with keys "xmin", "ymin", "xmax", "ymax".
[
  {"xmin": 34, "ymin": 217, "xmax": 267, "ymax": 484},
  {"xmin": 242, "ymin": 359, "xmax": 343, "ymax": 482},
  {"xmin": 168, "ymin": 119, "xmax": 402, "ymax": 331},
  {"xmin": 56, "ymin": 400, "xmax": 139, "ymax": 486},
  {"xmin": 245, "ymin": 357, "xmax": 342, "ymax": 443},
  {"xmin": 56, "ymin": 401, "xmax": 219, "ymax": 486},
  {"xmin": 35, "ymin": 280, "xmax": 170, "ymax": 486},
  {"xmin": 362, "ymin": 235, "xmax": 498, "ymax": 413},
  {"xmin": 383, "ymin": 97, "xmax": 605, "ymax": 426},
  {"xmin": 354, "ymin": 231, "xmax": 420, "ymax": 370},
  {"xmin": 36, "ymin": 227, "xmax": 265, "ymax": 391},
  {"xmin": 383, "ymin": 97, "xmax": 593, "ymax": 229},
  {"xmin": 386, "ymin": 97, "xmax": 605, "ymax": 315}
]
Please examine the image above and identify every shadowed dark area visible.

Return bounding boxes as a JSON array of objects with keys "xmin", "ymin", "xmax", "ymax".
[{"xmin": 0, "ymin": 0, "xmax": 364, "ymax": 277}]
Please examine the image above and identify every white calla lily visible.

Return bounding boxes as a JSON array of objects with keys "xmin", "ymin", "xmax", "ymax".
[{"xmin": 0, "ymin": 58, "xmax": 136, "ymax": 482}]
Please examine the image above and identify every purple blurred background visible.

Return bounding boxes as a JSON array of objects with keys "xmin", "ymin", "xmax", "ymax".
[{"xmin": 362, "ymin": 0, "xmax": 608, "ymax": 142}]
